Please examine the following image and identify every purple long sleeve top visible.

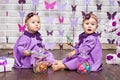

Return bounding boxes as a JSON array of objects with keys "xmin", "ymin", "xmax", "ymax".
[
  {"xmin": 63, "ymin": 32, "xmax": 102, "ymax": 71},
  {"xmin": 13, "ymin": 31, "xmax": 54, "ymax": 68}
]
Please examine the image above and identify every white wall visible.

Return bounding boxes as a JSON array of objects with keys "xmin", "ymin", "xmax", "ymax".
[{"xmin": 0, "ymin": 0, "xmax": 119, "ymax": 49}]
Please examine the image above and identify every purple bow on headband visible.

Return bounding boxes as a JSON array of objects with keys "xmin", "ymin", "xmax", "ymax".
[{"xmin": 82, "ymin": 11, "xmax": 92, "ymax": 19}]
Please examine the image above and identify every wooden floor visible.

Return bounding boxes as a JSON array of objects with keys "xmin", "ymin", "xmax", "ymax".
[{"xmin": 0, "ymin": 49, "xmax": 119, "ymax": 80}]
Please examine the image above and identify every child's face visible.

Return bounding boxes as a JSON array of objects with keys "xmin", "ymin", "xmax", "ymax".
[
  {"xmin": 26, "ymin": 15, "xmax": 41, "ymax": 33},
  {"xmin": 82, "ymin": 17, "xmax": 98, "ymax": 34}
]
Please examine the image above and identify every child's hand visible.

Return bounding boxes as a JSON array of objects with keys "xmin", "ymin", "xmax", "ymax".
[
  {"xmin": 67, "ymin": 40, "xmax": 71, "ymax": 45},
  {"xmin": 68, "ymin": 50, "xmax": 76, "ymax": 58},
  {"xmin": 24, "ymin": 50, "xmax": 30, "ymax": 56}
]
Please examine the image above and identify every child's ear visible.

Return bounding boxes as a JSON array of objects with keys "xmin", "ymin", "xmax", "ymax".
[{"xmin": 25, "ymin": 23, "xmax": 28, "ymax": 27}]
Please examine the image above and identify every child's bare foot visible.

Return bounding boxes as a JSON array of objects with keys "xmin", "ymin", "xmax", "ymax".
[
  {"xmin": 52, "ymin": 63, "xmax": 66, "ymax": 71},
  {"xmin": 53, "ymin": 60, "xmax": 62, "ymax": 65}
]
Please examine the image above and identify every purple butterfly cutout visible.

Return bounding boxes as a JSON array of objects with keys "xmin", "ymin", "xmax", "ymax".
[
  {"xmin": 58, "ymin": 30, "xmax": 64, "ymax": 37},
  {"xmin": 19, "ymin": 11, "xmax": 25, "ymax": 19},
  {"xmin": 106, "ymin": 55, "xmax": 113, "ymax": 60},
  {"xmin": 4, "ymin": 0, "xmax": 9, "ymax": 4},
  {"xmin": 32, "ymin": 0, "xmax": 39, "ymax": 6},
  {"xmin": 109, "ymin": 0, "xmax": 115, "ymax": 6},
  {"xmin": 18, "ymin": 0, "xmax": 26, "ymax": 4},
  {"xmin": 106, "ymin": 11, "xmax": 117, "ymax": 20},
  {"xmin": 96, "ymin": 31, "xmax": 102, "ymax": 37},
  {"xmin": 59, "ymin": 43, "xmax": 63, "ymax": 50},
  {"xmin": 18, "ymin": 24, "xmax": 26, "ymax": 32},
  {"xmin": 96, "ymin": 4, "xmax": 102, "ymax": 10},
  {"xmin": 84, "ymin": 0, "xmax": 91, "ymax": 5},
  {"xmin": 117, "ymin": 1, "xmax": 120, "ymax": 7},
  {"xmin": 46, "ymin": 30, "xmax": 53, "ymax": 36},
  {"xmin": 44, "ymin": 1, "xmax": 56, "ymax": 10},
  {"xmin": 70, "ymin": 17, "xmax": 78, "ymax": 28},
  {"xmin": 56, "ymin": 2, "xmax": 67, "ymax": 11},
  {"xmin": 107, "ymin": 38, "xmax": 115, "ymax": 44},
  {"xmin": 58, "ymin": 16, "xmax": 64, "ymax": 24},
  {"xmin": 46, "ymin": 16, "xmax": 54, "ymax": 25},
  {"xmin": 44, "ymin": 42, "xmax": 56, "ymax": 50},
  {"xmin": 71, "ymin": 4, "xmax": 77, "ymax": 12}
]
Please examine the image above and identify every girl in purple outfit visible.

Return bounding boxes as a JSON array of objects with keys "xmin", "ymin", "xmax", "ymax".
[
  {"xmin": 14, "ymin": 12, "xmax": 55, "ymax": 68},
  {"xmin": 52, "ymin": 12, "xmax": 102, "ymax": 72}
]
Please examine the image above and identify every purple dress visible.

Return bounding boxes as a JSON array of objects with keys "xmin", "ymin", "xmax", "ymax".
[
  {"xmin": 13, "ymin": 31, "xmax": 55, "ymax": 68},
  {"xmin": 62, "ymin": 32, "xmax": 102, "ymax": 71}
]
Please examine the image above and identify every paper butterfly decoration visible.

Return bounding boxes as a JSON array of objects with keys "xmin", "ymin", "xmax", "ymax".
[
  {"xmin": 19, "ymin": 11, "xmax": 25, "ymax": 19},
  {"xmin": 58, "ymin": 16, "xmax": 64, "ymax": 24},
  {"xmin": 84, "ymin": 0, "xmax": 91, "ymax": 5},
  {"xmin": 71, "ymin": 4, "xmax": 77, "ymax": 12},
  {"xmin": 96, "ymin": 4, "xmax": 102, "ymax": 11},
  {"xmin": 4, "ymin": 0, "xmax": 9, "ymax": 4},
  {"xmin": 118, "ymin": 1, "xmax": 120, "ymax": 7},
  {"xmin": 46, "ymin": 30, "xmax": 54, "ymax": 36},
  {"xmin": 44, "ymin": 1, "xmax": 56, "ymax": 10},
  {"xmin": 106, "ymin": 11, "xmax": 117, "ymax": 20},
  {"xmin": 18, "ymin": 24, "xmax": 26, "ymax": 32},
  {"xmin": 59, "ymin": 43, "xmax": 63, "ymax": 50},
  {"xmin": 107, "ymin": 38, "xmax": 115, "ymax": 44},
  {"xmin": 44, "ymin": 42, "xmax": 56, "ymax": 50},
  {"xmin": 58, "ymin": 30, "xmax": 64, "ymax": 37},
  {"xmin": 96, "ymin": 31, "xmax": 102, "ymax": 37},
  {"xmin": 46, "ymin": 16, "xmax": 54, "ymax": 25},
  {"xmin": 56, "ymin": 2, "xmax": 67, "ymax": 11},
  {"xmin": 109, "ymin": 0, "xmax": 115, "ymax": 6},
  {"xmin": 18, "ymin": 0, "xmax": 26, "ymax": 4},
  {"xmin": 70, "ymin": 17, "xmax": 78, "ymax": 28},
  {"xmin": 32, "ymin": 0, "xmax": 39, "ymax": 6}
]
